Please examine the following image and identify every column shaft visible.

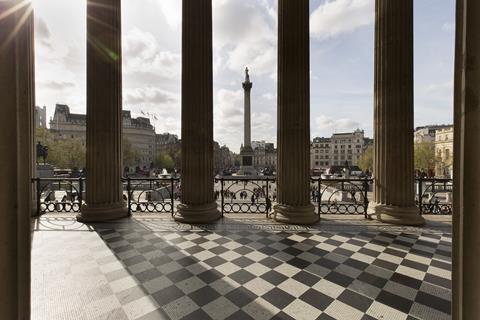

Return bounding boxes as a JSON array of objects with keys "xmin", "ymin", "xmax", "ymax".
[
  {"xmin": 453, "ymin": 0, "xmax": 480, "ymax": 318},
  {"xmin": 0, "ymin": 1, "xmax": 34, "ymax": 318},
  {"xmin": 176, "ymin": 0, "xmax": 220, "ymax": 223},
  {"xmin": 244, "ymin": 88, "xmax": 251, "ymax": 148},
  {"xmin": 274, "ymin": 0, "xmax": 317, "ymax": 224},
  {"xmin": 78, "ymin": 0, "xmax": 127, "ymax": 221},
  {"xmin": 373, "ymin": 0, "xmax": 424, "ymax": 225}
]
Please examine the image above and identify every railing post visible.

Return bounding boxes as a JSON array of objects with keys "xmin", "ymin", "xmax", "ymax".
[
  {"xmin": 317, "ymin": 177, "xmax": 321, "ymax": 216},
  {"xmin": 127, "ymin": 178, "xmax": 132, "ymax": 216},
  {"xmin": 418, "ymin": 177, "xmax": 423, "ymax": 215},
  {"xmin": 266, "ymin": 179, "xmax": 269, "ymax": 218},
  {"xmin": 79, "ymin": 178, "xmax": 83, "ymax": 211},
  {"xmin": 363, "ymin": 179, "xmax": 369, "ymax": 219},
  {"xmin": 35, "ymin": 178, "xmax": 41, "ymax": 216},
  {"xmin": 220, "ymin": 178, "xmax": 224, "ymax": 217},
  {"xmin": 171, "ymin": 178, "xmax": 175, "ymax": 216}
]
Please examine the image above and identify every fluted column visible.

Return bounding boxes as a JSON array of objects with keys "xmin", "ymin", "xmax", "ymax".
[
  {"xmin": 453, "ymin": 1, "xmax": 480, "ymax": 318},
  {"xmin": 0, "ymin": 1, "xmax": 34, "ymax": 318},
  {"xmin": 373, "ymin": 0, "xmax": 424, "ymax": 225},
  {"xmin": 243, "ymin": 79, "xmax": 252, "ymax": 149},
  {"xmin": 274, "ymin": 0, "xmax": 317, "ymax": 225},
  {"xmin": 78, "ymin": 0, "xmax": 127, "ymax": 222},
  {"xmin": 175, "ymin": 0, "xmax": 221, "ymax": 223}
]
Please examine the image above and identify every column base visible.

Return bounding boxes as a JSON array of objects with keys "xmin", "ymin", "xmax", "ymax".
[
  {"xmin": 77, "ymin": 202, "xmax": 128, "ymax": 223},
  {"xmin": 374, "ymin": 203, "xmax": 425, "ymax": 226},
  {"xmin": 273, "ymin": 203, "xmax": 318, "ymax": 225},
  {"xmin": 175, "ymin": 201, "xmax": 221, "ymax": 223}
]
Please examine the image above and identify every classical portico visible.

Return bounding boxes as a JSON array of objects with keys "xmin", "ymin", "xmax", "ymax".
[{"xmin": 2, "ymin": 0, "xmax": 480, "ymax": 318}]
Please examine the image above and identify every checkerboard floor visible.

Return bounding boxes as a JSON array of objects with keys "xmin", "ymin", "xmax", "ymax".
[{"xmin": 32, "ymin": 216, "xmax": 451, "ymax": 320}]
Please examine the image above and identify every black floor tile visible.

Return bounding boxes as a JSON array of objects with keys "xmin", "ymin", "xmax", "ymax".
[
  {"xmin": 224, "ymin": 287, "xmax": 257, "ymax": 308},
  {"xmin": 263, "ymin": 288, "xmax": 296, "ymax": 309},
  {"xmin": 337, "ymin": 289, "xmax": 373, "ymax": 312},
  {"xmin": 376, "ymin": 290, "xmax": 413, "ymax": 314},
  {"xmin": 299, "ymin": 289, "xmax": 334, "ymax": 311}
]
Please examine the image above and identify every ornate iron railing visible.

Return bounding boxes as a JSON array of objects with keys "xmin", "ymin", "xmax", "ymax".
[
  {"xmin": 32, "ymin": 178, "xmax": 84, "ymax": 215},
  {"xmin": 416, "ymin": 178, "xmax": 453, "ymax": 214},
  {"xmin": 215, "ymin": 176, "xmax": 276, "ymax": 217},
  {"xmin": 311, "ymin": 178, "xmax": 373, "ymax": 218},
  {"xmin": 123, "ymin": 177, "xmax": 180, "ymax": 215},
  {"xmin": 33, "ymin": 176, "xmax": 451, "ymax": 217}
]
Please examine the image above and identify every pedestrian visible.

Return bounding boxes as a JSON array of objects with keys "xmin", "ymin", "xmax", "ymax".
[
  {"xmin": 266, "ymin": 196, "xmax": 272, "ymax": 213},
  {"xmin": 251, "ymin": 194, "xmax": 255, "ymax": 204}
]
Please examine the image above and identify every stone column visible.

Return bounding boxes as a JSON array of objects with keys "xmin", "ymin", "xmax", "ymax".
[
  {"xmin": 453, "ymin": 1, "xmax": 480, "ymax": 318},
  {"xmin": 373, "ymin": 0, "xmax": 424, "ymax": 225},
  {"xmin": 274, "ymin": 0, "xmax": 317, "ymax": 225},
  {"xmin": 243, "ymin": 69, "xmax": 252, "ymax": 148},
  {"xmin": 175, "ymin": 0, "xmax": 221, "ymax": 223},
  {"xmin": 0, "ymin": 1, "xmax": 34, "ymax": 318},
  {"xmin": 77, "ymin": 0, "xmax": 128, "ymax": 222}
]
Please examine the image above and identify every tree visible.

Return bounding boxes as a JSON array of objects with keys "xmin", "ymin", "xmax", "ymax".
[
  {"xmin": 414, "ymin": 141, "xmax": 436, "ymax": 171},
  {"xmin": 358, "ymin": 146, "xmax": 373, "ymax": 172},
  {"xmin": 154, "ymin": 152, "xmax": 175, "ymax": 170},
  {"xmin": 35, "ymin": 128, "xmax": 86, "ymax": 169}
]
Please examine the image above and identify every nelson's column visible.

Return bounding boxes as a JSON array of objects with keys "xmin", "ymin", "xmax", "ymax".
[{"xmin": 239, "ymin": 67, "xmax": 255, "ymax": 175}]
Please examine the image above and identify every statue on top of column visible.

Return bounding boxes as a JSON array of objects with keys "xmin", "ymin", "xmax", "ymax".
[{"xmin": 245, "ymin": 67, "xmax": 250, "ymax": 83}]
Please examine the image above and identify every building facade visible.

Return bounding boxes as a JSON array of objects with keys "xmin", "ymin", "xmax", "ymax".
[
  {"xmin": 252, "ymin": 140, "xmax": 277, "ymax": 170},
  {"xmin": 311, "ymin": 129, "xmax": 366, "ymax": 170},
  {"xmin": 49, "ymin": 104, "xmax": 156, "ymax": 167},
  {"xmin": 435, "ymin": 126, "xmax": 454, "ymax": 178},
  {"xmin": 414, "ymin": 125, "xmax": 452, "ymax": 144},
  {"xmin": 34, "ymin": 106, "xmax": 47, "ymax": 129}
]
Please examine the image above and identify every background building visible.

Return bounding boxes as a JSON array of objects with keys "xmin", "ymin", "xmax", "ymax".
[
  {"xmin": 435, "ymin": 126, "xmax": 453, "ymax": 178},
  {"xmin": 34, "ymin": 106, "xmax": 47, "ymax": 129},
  {"xmin": 49, "ymin": 104, "xmax": 156, "ymax": 168},
  {"xmin": 310, "ymin": 137, "xmax": 331, "ymax": 169},
  {"xmin": 252, "ymin": 140, "xmax": 277, "ymax": 170},
  {"xmin": 311, "ymin": 129, "xmax": 366, "ymax": 170},
  {"xmin": 414, "ymin": 125, "xmax": 451, "ymax": 144}
]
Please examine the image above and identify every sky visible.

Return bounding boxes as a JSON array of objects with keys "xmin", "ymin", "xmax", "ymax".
[{"xmin": 33, "ymin": 0, "xmax": 456, "ymax": 153}]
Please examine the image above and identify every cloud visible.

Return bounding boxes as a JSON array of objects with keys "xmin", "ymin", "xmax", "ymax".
[
  {"xmin": 156, "ymin": 0, "xmax": 181, "ymax": 29},
  {"xmin": 37, "ymin": 80, "xmax": 75, "ymax": 91},
  {"xmin": 262, "ymin": 93, "xmax": 275, "ymax": 100},
  {"xmin": 214, "ymin": 88, "xmax": 244, "ymax": 149},
  {"xmin": 35, "ymin": 16, "xmax": 52, "ymax": 48},
  {"xmin": 213, "ymin": 0, "xmax": 277, "ymax": 77},
  {"xmin": 425, "ymin": 81, "xmax": 453, "ymax": 93},
  {"xmin": 310, "ymin": 0, "xmax": 374, "ymax": 40},
  {"xmin": 124, "ymin": 87, "xmax": 177, "ymax": 105},
  {"xmin": 313, "ymin": 115, "xmax": 361, "ymax": 136},
  {"xmin": 123, "ymin": 28, "xmax": 181, "ymax": 80}
]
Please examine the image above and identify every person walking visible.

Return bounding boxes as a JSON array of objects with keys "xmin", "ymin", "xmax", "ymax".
[{"xmin": 266, "ymin": 196, "xmax": 272, "ymax": 213}]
